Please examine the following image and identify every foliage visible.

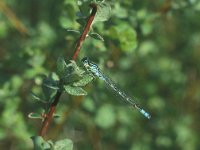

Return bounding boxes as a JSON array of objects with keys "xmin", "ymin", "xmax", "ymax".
[
  {"xmin": 0, "ymin": 0, "xmax": 200, "ymax": 150},
  {"xmin": 31, "ymin": 136, "xmax": 73, "ymax": 150}
]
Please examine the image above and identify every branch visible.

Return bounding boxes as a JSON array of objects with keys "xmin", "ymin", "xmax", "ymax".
[
  {"xmin": 39, "ymin": 91, "xmax": 62, "ymax": 137},
  {"xmin": 0, "ymin": 0, "xmax": 28, "ymax": 35},
  {"xmin": 38, "ymin": 4, "xmax": 97, "ymax": 137},
  {"xmin": 72, "ymin": 4, "xmax": 97, "ymax": 60}
]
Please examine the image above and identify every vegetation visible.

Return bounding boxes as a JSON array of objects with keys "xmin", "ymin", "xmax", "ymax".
[{"xmin": 0, "ymin": 0, "xmax": 200, "ymax": 149}]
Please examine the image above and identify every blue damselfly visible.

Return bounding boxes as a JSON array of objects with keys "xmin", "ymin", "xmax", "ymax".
[{"xmin": 82, "ymin": 57, "xmax": 151, "ymax": 119}]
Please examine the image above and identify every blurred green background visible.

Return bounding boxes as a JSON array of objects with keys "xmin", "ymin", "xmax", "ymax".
[{"xmin": 1, "ymin": 0, "xmax": 200, "ymax": 149}]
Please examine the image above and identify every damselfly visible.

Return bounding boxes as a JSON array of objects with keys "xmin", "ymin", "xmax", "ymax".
[{"xmin": 82, "ymin": 57, "xmax": 151, "ymax": 119}]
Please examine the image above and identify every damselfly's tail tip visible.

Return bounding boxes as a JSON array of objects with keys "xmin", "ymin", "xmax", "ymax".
[
  {"xmin": 146, "ymin": 114, "xmax": 151, "ymax": 119},
  {"xmin": 143, "ymin": 112, "xmax": 151, "ymax": 119},
  {"xmin": 140, "ymin": 109, "xmax": 151, "ymax": 119}
]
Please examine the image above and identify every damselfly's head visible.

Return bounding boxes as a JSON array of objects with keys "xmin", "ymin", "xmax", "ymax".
[
  {"xmin": 81, "ymin": 57, "xmax": 90, "ymax": 69},
  {"xmin": 81, "ymin": 57, "xmax": 99, "ymax": 74}
]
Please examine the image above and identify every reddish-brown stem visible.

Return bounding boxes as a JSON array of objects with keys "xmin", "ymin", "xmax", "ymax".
[
  {"xmin": 72, "ymin": 4, "xmax": 97, "ymax": 60},
  {"xmin": 39, "ymin": 91, "xmax": 62, "ymax": 136},
  {"xmin": 38, "ymin": 4, "xmax": 97, "ymax": 137}
]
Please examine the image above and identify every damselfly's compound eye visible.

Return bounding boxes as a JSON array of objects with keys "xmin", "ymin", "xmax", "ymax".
[
  {"xmin": 81, "ymin": 57, "xmax": 89, "ymax": 66},
  {"xmin": 81, "ymin": 57, "xmax": 88, "ymax": 63}
]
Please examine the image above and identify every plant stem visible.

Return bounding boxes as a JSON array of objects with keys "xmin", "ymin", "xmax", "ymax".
[
  {"xmin": 72, "ymin": 4, "xmax": 97, "ymax": 60},
  {"xmin": 38, "ymin": 4, "xmax": 97, "ymax": 137},
  {"xmin": 39, "ymin": 91, "xmax": 62, "ymax": 136}
]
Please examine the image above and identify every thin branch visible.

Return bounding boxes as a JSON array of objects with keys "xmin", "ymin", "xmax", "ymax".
[
  {"xmin": 0, "ymin": 0, "xmax": 28, "ymax": 35},
  {"xmin": 72, "ymin": 4, "xmax": 97, "ymax": 60},
  {"xmin": 39, "ymin": 91, "xmax": 62, "ymax": 137},
  {"xmin": 38, "ymin": 4, "xmax": 97, "ymax": 137}
]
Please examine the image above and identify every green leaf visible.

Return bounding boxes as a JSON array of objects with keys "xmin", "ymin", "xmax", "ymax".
[
  {"xmin": 31, "ymin": 136, "xmax": 45, "ymax": 150},
  {"xmin": 109, "ymin": 23, "xmax": 138, "ymax": 52},
  {"xmin": 113, "ymin": 3, "xmax": 128, "ymax": 18},
  {"xmin": 64, "ymin": 85, "xmax": 87, "ymax": 96},
  {"xmin": 95, "ymin": 104, "xmax": 116, "ymax": 129},
  {"xmin": 93, "ymin": 2, "xmax": 111, "ymax": 23},
  {"xmin": 43, "ymin": 83, "xmax": 59, "ymax": 90},
  {"xmin": 57, "ymin": 57, "xmax": 68, "ymax": 78},
  {"xmin": 54, "ymin": 139, "xmax": 73, "ymax": 150},
  {"xmin": 31, "ymin": 136, "xmax": 52, "ymax": 150},
  {"xmin": 46, "ymin": 140, "xmax": 54, "ymax": 148},
  {"xmin": 31, "ymin": 92, "xmax": 47, "ymax": 103},
  {"xmin": 70, "ymin": 60, "xmax": 85, "ymax": 77},
  {"xmin": 53, "ymin": 113, "xmax": 60, "ymax": 119},
  {"xmin": 77, "ymin": 0, "xmax": 93, "ymax": 17},
  {"xmin": 31, "ymin": 92, "xmax": 41, "ymax": 101},
  {"xmin": 28, "ymin": 112, "xmax": 42, "ymax": 119},
  {"xmin": 66, "ymin": 29, "xmax": 80, "ymax": 34},
  {"xmin": 73, "ymin": 74, "xmax": 94, "ymax": 86},
  {"xmin": 65, "ymin": 60, "xmax": 84, "ymax": 78},
  {"xmin": 89, "ymin": 32, "xmax": 104, "ymax": 41},
  {"xmin": 76, "ymin": 18, "xmax": 87, "ymax": 26},
  {"xmin": 42, "ymin": 75, "xmax": 59, "ymax": 100},
  {"xmin": 77, "ymin": 0, "xmax": 111, "ymax": 23},
  {"xmin": 61, "ymin": 60, "xmax": 85, "ymax": 84}
]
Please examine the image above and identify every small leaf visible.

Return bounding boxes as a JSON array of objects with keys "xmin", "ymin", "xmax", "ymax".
[
  {"xmin": 77, "ymin": 0, "xmax": 92, "ymax": 17},
  {"xmin": 31, "ymin": 92, "xmax": 47, "ymax": 103},
  {"xmin": 28, "ymin": 113, "xmax": 42, "ymax": 119},
  {"xmin": 29, "ymin": 112, "xmax": 60, "ymax": 119},
  {"xmin": 31, "ymin": 92, "xmax": 41, "ymax": 101},
  {"xmin": 54, "ymin": 139, "xmax": 73, "ymax": 150},
  {"xmin": 90, "ymin": 32, "xmax": 104, "ymax": 41},
  {"xmin": 31, "ymin": 136, "xmax": 52, "ymax": 150},
  {"xmin": 73, "ymin": 74, "xmax": 94, "ymax": 86},
  {"xmin": 61, "ymin": 60, "xmax": 85, "ymax": 84},
  {"xmin": 31, "ymin": 136, "xmax": 44, "ymax": 150},
  {"xmin": 47, "ymin": 140, "xmax": 54, "ymax": 148},
  {"xmin": 109, "ymin": 23, "xmax": 138, "ymax": 52},
  {"xmin": 42, "ymin": 75, "xmax": 59, "ymax": 100},
  {"xmin": 65, "ymin": 60, "xmax": 84, "ymax": 77},
  {"xmin": 93, "ymin": 2, "xmax": 111, "ymax": 23},
  {"xmin": 43, "ymin": 83, "xmax": 59, "ymax": 90},
  {"xmin": 43, "ymin": 141, "xmax": 52, "ymax": 150},
  {"xmin": 70, "ymin": 60, "xmax": 85, "ymax": 76},
  {"xmin": 64, "ymin": 85, "xmax": 87, "ymax": 96},
  {"xmin": 66, "ymin": 29, "xmax": 80, "ymax": 34},
  {"xmin": 76, "ymin": 18, "xmax": 87, "ymax": 26},
  {"xmin": 53, "ymin": 113, "xmax": 60, "ymax": 119},
  {"xmin": 57, "ymin": 57, "xmax": 68, "ymax": 78}
]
